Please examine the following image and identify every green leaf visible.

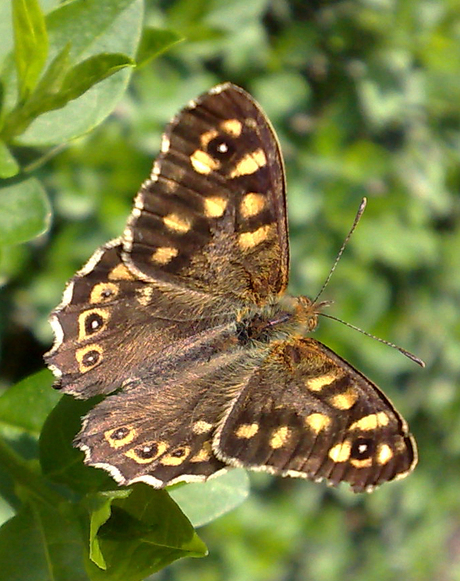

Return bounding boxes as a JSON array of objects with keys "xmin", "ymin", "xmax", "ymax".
[
  {"xmin": 29, "ymin": 42, "xmax": 71, "ymax": 105},
  {"xmin": 12, "ymin": 0, "xmax": 49, "ymax": 101},
  {"xmin": 86, "ymin": 485, "xmax": 207, "ymax": 580},
  {"xmin": 0, "ymin": 45, "xmax": 72, "ymax": 139},
  {"xmin": 136, "ymin": 28, "xmax": 184, "ymax": 67},
  {"xmin": 0, "ymin": 500, "xmax": 90, "ymax": 581},
  {"xmin": 86, "ymin": 492, "xmax": 129, "ymax": 570},
  {"xmin": 0, "ymin": 141, "xmax": 19, "ymax": 178},
  {"xmin": 0, "ymin": 178, "xmax": 51, "ymax": 245},
  {"xmin": 40, "ymin": 395, "xmax": 113, "ymax": 494},
  {"xmin": 57, "ymin": 53, "xmax": 135, "ymax": 106},
  {"xmin": 0, "ymin": 3, "xmax": 14, "ymax": 74},
  {"xmin": 0, "ymin": 369, "xmax": 60, "ymax": 435},
  {"xmin": 9, "ymin": 52, "xmax": 135, "ymax": 135},
  {"xmin": 17, "ymin": 0, "xmax": 144, "ymax": 146},
  {"xmin": 169, "ymin": 469, "xmax": 250, "ymax": 528}
]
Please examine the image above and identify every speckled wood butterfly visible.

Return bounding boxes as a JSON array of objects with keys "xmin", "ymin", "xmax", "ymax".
[{"xmin": 45, "ymin": 83, "xmax": 417, "ymax": 492}]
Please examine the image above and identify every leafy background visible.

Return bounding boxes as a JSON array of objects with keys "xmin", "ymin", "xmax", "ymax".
[{"xmin": 1, "ymin": 0, "xmax": 460, "ymax": 580}]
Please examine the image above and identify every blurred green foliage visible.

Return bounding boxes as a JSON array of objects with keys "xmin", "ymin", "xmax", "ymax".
[{"xmin": 1, "ymin": 0, "xmax": 460, "ymax": 579}]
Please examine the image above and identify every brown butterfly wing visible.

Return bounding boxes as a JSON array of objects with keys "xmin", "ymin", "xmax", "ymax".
[
  {"xmin": 45, "ymin": 241, "xmax": 237, "ymax": 398},
  {"xmin": 214, "ymin": 338, "xmax": 417, "ymax": 492},
  {"xmin": 122, "ymin": 83, "xmax": 289, "ymax": 305},
  {"xmin": 74, "ymin": 350, "xmax": 257, "ymax": 487}
]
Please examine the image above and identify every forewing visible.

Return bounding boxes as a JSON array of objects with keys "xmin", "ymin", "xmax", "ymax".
[
  {"xmin": 214, "ymin": 338, "xmax": 417, "ymax": 492},
  {"xmin": 45, "ymin": 241, "xmax": 237, "ymax": 397},
  {"xmin": 123, "ymin": 83, "xmax": 289, "ymax": 305}
]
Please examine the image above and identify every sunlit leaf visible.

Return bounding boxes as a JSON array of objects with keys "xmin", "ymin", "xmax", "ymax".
[{"xmin": 0, "ymin": 178, "xmax": 51, "ymax": 245}]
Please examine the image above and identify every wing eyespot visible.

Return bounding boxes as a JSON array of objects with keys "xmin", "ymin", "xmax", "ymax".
[{"xmin": 207, "ymin": 135, "xmax": 237, "ymax": 160}]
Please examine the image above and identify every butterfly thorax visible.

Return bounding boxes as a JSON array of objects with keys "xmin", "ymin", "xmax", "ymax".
[{"xmin": 236, "ymin": 295, "xmax": 320, "ymax": 345}]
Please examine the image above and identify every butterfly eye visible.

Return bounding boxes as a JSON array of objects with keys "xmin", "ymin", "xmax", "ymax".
[{"xmin": 207, "ymin": 136, "xmax": 237, "ymax": 160}]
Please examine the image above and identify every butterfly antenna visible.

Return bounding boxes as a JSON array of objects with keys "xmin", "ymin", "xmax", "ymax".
[
  {"xmin": 319, "ymin": 312, "xmax": 425, "ymax": 368},
  {"xmin": 313, "ymin": 197, "xmax": 425, "ymax": 368},
  {"xmin": 313, "ymin": 197, "xmax": 367, "ymax": 305}
]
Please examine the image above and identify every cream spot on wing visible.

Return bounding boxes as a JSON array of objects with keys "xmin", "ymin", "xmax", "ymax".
[
  {"xmin": 108, "ymin": 263, "xmax": 136, "ymax": 281},
  {"xmin": 48, "ymin": 315, "xmax": 64, "ymax": 351},
  {"xmin": 136, "ymin": 286, "xmax": 154, "ymax": 306},
  {"xmin": 350, "ymin": 457, "xmax": 373, "ymax": 468},
  {"xmin": 75, "ymin": 344, "xmax": 103, "ymax": 372},
  {"xmin": 234, "ymin": 423, "xmax": 259, "ymax": 439},
  {"xmin": 125, "ymin": 441, "xmax": 168, "ymax": 464},
  {"xmin": 90, "ymin": 282, "xmax": 119, "ymax": 304},
  {"xmin": 229, "ymin": 149, "xmax": 267, "ymax": 178},
  {"xmin": 349, "ymin": 412, "xmax": 390, "ymax": 431},
  {"xmin": 238, "ymin": 224, "xmax": 272, "ymax": 250},
  {"xmin": 377, "ymin": 443, "xmax": 393, "ymax": 465},
  {"xmin": 161, "ymin": 134, "xmax": 170, "ymax": 153},
  {"xmin": 240, "ymin": 193, "xmax": 266, "ymax": 218},
  {"xmin": 151, "ymin": 246, "xmax": 178, "ymax": 265},
  {"xmin": 305, "ymin": 373, "xmax": 338, "ymax": 392},
  {"xmin": 328, "ymin": 441, "xmax": 352, "ymax": 462},
  {"xmin": 105, "ymin": 427, "xmax": 137, "ymax": 449},
  {"xmin": 329, "ymin": 387, "xmax": 358, "ymax": 410},
  {"xmin": 394, "ymin": 437, "xmax": 406, "ymax": 453},
  {"xmin": 269, "ymin": 426, "xmax": 292, "ymax": 449},
  {"xmin": 220, "ymin": 119, "xmax": 243, "ymax": 137},
  {"xmin": 200, "ymin": 129, "xmax": 219, "ymax": 147},
  {"xmin": 61, "ymin": 281, "xmax": 75, "ymax": 306},
  {"xmin": 192, "ymin": 420, "xmax": 214, "ymax": 435},
  {"xmin": 190, "ymin": 441, "xmax": 213, "ymax": 462},
  {"xmin": 160, "ymin": 446, "xmax": 191, "ymax": 466},
  {"xmin": 305, "ymin": 413, "xmax": 331, "ymax": 433},
  {"xmin": 204, "ymin": 196, "xmax": 228, "ymax": 218},
  {"xmin": 163, "ymin": 213, "xmax": 192, "ymax": 233},
  {"xmin": 78, "ymin": 308, "xmax": 109, "ymax": 341},
  {"xmin": 191, "ymin": 150, "xmax": 221, "ymax": 174},
  {"xmin": 151, "ymin": 160, "xmax": 161, "ymax": 178}
]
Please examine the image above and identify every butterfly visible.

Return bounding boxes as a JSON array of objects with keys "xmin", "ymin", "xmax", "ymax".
[{"xmin": 45, "ymin": 83, "xmax": 417, "ymax": 492}]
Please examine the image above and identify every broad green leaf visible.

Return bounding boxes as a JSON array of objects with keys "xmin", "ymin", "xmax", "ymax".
[
  {"xmin": 40, "ymin": 395, "xmax": 112, "ymax": 493},
  {"xmin": 18, "ymin": 0, "xmax": 144, "ymax": 145},
  {"xmin": 0, "ymin": 141, "xmax": 19, "ymax": 178},
  {"xmin": 57, "ymin": 53, "xmax": 135, "ymax": 106},
  {"xmin": 0, "ymin": 369, "xmax": 59, "ymax": 435},
  {"xmin": 0, "ymin": 501, "xmax": 89, "ymax": 581},
  {"xmin": 26, "ymin": 42, "xmax": 71, "ymax": 108},
  {"xmin": 12, "ymin": 0, "xmax": 49, "ymax": 101},
  {"xmin": 88, "ymin": 495, "xmax": 123, "ymax": 569},
  {"xmin": 86, "ymin": 485, "xmax": 207, "ymax": 580},
  {"xmin": 136, "ymin": 28, "xmax": 184, "ymax": 67},
  {"xmin": 169, "ymin": 469, "xmax": 250, "ymax": 528},
  {"xmin": 0, "ymin": 178, "xmax": 51, "ymax": 245},
  {"xmin": 85, "ymin": 490, "xmax": 131, "ymax": 570},
  {"xmin": 4, "ymin": 52, "xmax": 134, "ymax": 139},
  {"xmin": 0, "ymin": 3, "xmax": 14, "ymax": 73},
  {"xmin": 46, "ymin": 0, "xmax": 139, "ymax": 60}
]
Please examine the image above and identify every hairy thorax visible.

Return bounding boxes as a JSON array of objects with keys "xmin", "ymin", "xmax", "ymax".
[{"xmin": 236, "ymin": 295, "xmax": 324, "ymax": 346}]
